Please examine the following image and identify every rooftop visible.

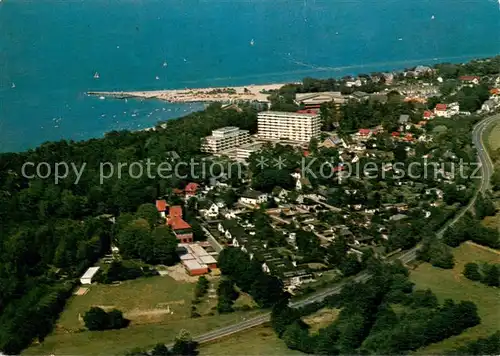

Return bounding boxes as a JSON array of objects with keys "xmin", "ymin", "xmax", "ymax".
[
  {"xmin": 241, "ymin": 189, "xmax": 266, "ymax": 199},
  {"xmin": 169, "ymin": 205, "xmax": 183, "ymax": 218},
  {"xmin": 156, "ymin": 199, "xmax": 168, "ymax": 212},
  {"xmin": 81, "ymin": 266, "xmax": 100, "ymax": 279},
  {"xmin": 169, "ymin": 217, "xmax": 191, "ymax": 230},
  {"xmin": 258, "ymin": 111, "xmax": 319, "ymax": 118}
]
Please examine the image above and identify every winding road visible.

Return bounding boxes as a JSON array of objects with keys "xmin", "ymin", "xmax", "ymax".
[{"xmin": 191, "ymin": 114, "xmax": 500, "ymax": 345}]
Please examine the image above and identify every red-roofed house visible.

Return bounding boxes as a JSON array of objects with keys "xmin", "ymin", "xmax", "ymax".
[
  {"xmin": 169, "ymin": 205, "xmax": 183, "ymax": 219},
  {"xmin": 434, "ymin": 104, "xmax": 447, "ymax": 117},
  {"xmin": 303, "ymin": 150, "xmax": 310, "ymax": 157},
  {"xmin": 391, "ymin": 131, "xmax": 401, "ymax": 138},
  {"xmin": 169, "ymin": 217, "xmax": 191, "ymax": 231},
  {"xmin": 185, "ymin": 183, "xmax": 199, "ymax": 198},
  {"xmin": 168, "ymin": 217, "xmax": 193, "ymax": 243},
  {"xmin": 356, "ymin": 129, "xmax": 372, "ymax": 140},
  {"xmin": 434, "ymin": 102, "xmax": 459, "ymax": 118},
  {"xmin": 423, "ymin": 110, "xmax": 433, "ymax": 119},
  {"xmin": 459, "ymin": 76, "xmax": 480, "ymax": 85},
  {"xmin": 156, "ymin": 200, "xmax": 168, "ymax": 218},
  {"xmin": 404, "ymin": 133, "xmax": 414, "ymax": 142},
  {"xmin": 491, "ymin": 88, "xmax": 500, "ymax": 96}
]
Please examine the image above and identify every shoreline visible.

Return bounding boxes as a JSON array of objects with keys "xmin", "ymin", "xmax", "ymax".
[{"xmin": 87, "ymin": 83, "xmax": 296, "ymax": 104}]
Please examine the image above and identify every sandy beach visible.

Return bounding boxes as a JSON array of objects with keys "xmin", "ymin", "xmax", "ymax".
[{"xmin": 88, "ymin": 83, "xmax": 295, "ymax": 104}]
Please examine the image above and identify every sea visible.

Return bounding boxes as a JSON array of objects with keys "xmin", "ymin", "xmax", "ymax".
[{"xmin": 0, "ymin": 0, "xmax": 499, "ymax": 153}]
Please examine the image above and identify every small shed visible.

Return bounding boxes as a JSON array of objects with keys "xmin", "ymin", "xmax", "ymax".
[{"xmin": 80, "ymin": 266, "xmax": 100, "ymax": 285}]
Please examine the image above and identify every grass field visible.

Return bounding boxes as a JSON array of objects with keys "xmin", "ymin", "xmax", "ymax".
[
  {"xmin": 411, "ymin": 242, "xmax": 500, "ymax": 354},
  {"xmin": 24, "ymin": 275, "xmax": 261, "ymax": 356},
  {"xmin": 199, "ymin": 325, "xmax": 302, "ymax": 356},
  {"xmin": 487, "ymin": 121, "xmax": 500, "ymax": 157},
  {"xmin": 302, "ymin": 308, "xmax": 340, "ymax": 333}
]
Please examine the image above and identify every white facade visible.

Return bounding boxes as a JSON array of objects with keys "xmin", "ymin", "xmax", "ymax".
[
  {"xmin": 80, "ymin": 266, "xmax": 100, "ymax": 285},
  {"xmin": 435, "ymin": 103, "xmax": 460, "ymax": 118},
  {"xmin": 201, "ymin": 126, "xmax": 250, "ymax": 153},
  {"xmin": 201, "ymin": 203, "xmax": 219, "ymax": 219},
  {"xmin": 257, "ymin": 111, "xmax": 321, "ymax": 142},
  {"xmin": 235, "ymin": 142, "xmax": 263, "ymax": 161},
  {"xmin": 239, "ymin": 194, "xmax": 268, "ymax": 206}
]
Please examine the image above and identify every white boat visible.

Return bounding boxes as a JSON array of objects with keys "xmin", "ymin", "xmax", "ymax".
[
  {"xmin": 11, "ymin": 83, "xmax": 15, "ymax": 88},
  {"xmin": 250, "ymin": 39, "xmax": 255, "ymax": 46},
  {"xmin": 93, "ymin": 72, "xmax": 100, "ymax": 79},
  {"xmin": 99, "ymin": 96, "xmax": 105, "ymax": 100},
  {"xmin": 156, "ymin": 76, "xmax": 160, "ymax": 80},
  {"xmin": 398, "ymin": 38, "xmax": 403, "ymax": 41},
  {"xmin": 431, "ymin": 15, "xmax": 435, "ymax": 20},
  {"xmin": 163, "ymin": 61, "xmax": 168, "ymax": 67}
]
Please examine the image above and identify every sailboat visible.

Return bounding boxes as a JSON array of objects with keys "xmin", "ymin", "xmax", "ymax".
[
  {"xmin": 93, "ymin": 72, "xmax": 100, "ymax": 79},
  {"xmin": 11, "ymin": 83, "xmax": 15, "ymax": 89},
  {"xmin": 155, "ymin": 76, "xmax": 160, "ymax": 80},
  {"xmin": 163, "ymin": 61, "xmax": 168, "ymax": 67},
  {"xmin": 431, "ymin": 15, "xmax": 435, "ymax": 20},
  {"xmin": 250, "ymin": 39, "xmax": 255, "ymax": 46}
]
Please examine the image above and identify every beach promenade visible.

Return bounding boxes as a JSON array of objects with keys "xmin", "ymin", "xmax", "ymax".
[{"xmin": 87, "ymin": 83, "xmax": 294, "ymax": 104}]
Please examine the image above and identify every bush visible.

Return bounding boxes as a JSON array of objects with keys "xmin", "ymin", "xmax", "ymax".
[
  {"xmin": 100, "ymin": 260, "xmax": 145, "ymax": 284},
  {"xmin": 482, "ymin": 264, "xmax": 500, "ymax": 287},
  {"xmin": 463, "ymin": 263, "xmax": 482, "ymax": 281},
  {"xmin": 83, "ymin": 307, "xmax": 129, "ymax": 331},
  {"xmin": 194, "ymin": 276, "xmax": 209, "ymax": 299}
]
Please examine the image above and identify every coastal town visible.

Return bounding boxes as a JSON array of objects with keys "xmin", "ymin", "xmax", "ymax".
[
  {"xmin": 3, "ymin": 0, "xmax": 500, "ymax": 353},
  {"xmin": 3, "ymin": 56, "xmax": 500, "ymax": 356}
]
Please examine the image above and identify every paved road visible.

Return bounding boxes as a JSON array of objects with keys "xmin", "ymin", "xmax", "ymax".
[{"xmin": 190, "ymin": 114, "xmax": 500, "ymax": 345}]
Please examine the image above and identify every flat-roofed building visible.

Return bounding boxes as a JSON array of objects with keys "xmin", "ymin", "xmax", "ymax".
[
  {"xmin": 201, "ymin": 126, "xmax": 250, "ymax": 153},
  {"xmin": 183, "ymin": 259, "xmax": 208, "ymax": 276},
  {"xmin": 257, "ymin": 111, "xmax": 321, "ymax": 142},
  {"xmin": 235, "ymin": 142, "xmax": 263, "ymax": 161},
  {"xmin": 295, "ymin": 91, "xmax": 346, "ymax": 109},
  {"xmin": 80, "ymin": 266, "xmax": 100, "ymax": 285},
  {"xmin": 178, "ymin": 243, "xmax": 218, "ymax": 275}
]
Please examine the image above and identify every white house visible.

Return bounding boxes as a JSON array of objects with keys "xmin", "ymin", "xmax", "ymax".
[
  {"xmin": 482, "ymin": 99, "xmax": 498, "ymax": 113},
  {"xmin": 201, "ymin": 203, "xmax": 219, "ymax": 219},
  {"xmin": 295, "ymin": 177, "xmax": 311, "ymax": 191},
  {"xmin": 239, "ymin": 190, "xmax": 268, "ymax": 206},
  {"xmin": 80, "ymin": 266, "xmax": 100, "ymax": 285},
  {"xmin": 448, "ymin": 102, "xmax": 460, "ymax": 117},
  {"xmin": 272, "ymin": 187, "xmax": 289, "ymax": 203},
  {"xmin": 459, "ymin": 76, "xmax": 480, "ymax": 86},
  {"xmin": 220, "ymin": 209, "xmax": 237, "ymax": 219},
  {"xmin": 434, "ymin": 102, "xmax": 460, "ymax": 118},
  {"xmin": 262, "ymin": 262, "xmax": 271, "ymax": 273}
]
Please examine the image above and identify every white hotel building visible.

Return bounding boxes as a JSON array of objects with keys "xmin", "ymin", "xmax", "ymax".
[
  {"xmin": 257, "ymin": 111, "xmax": 321, "ymax": 142},
  {"xmin": 201, "ymin": 126, "xmax": 250, "ymax": 153}
]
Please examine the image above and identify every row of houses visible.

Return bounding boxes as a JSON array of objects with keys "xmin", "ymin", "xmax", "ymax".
[{"xmin": 214, "ymin": 219, "xmax": 314, "ymax": 290}]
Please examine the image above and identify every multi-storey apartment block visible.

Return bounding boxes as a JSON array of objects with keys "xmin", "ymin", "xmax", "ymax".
[
  {"xmin": 257, "ymin": 111, "xmax": 321, "ymax": 142},
  {"xmin": 201, "ymin": 126, "xmax": 250, "ymax": 153}
]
